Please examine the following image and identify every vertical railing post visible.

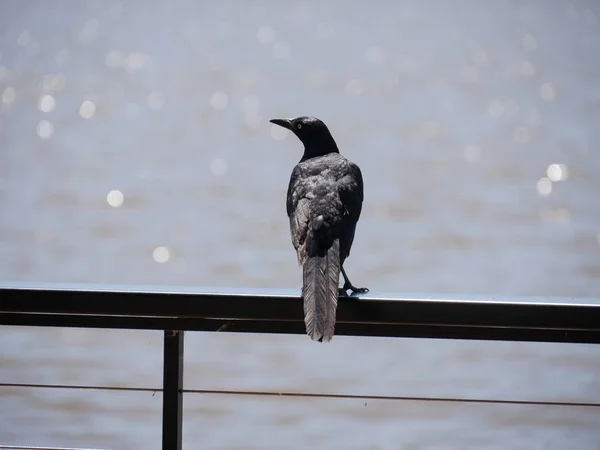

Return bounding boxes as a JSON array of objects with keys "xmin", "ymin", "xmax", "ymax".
[{"xmin": 162, "ymin": 330, "xmax": 184, "ymax": 450}]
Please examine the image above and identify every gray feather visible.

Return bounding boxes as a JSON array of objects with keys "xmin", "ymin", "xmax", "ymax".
[
  {"xmin": 291, "ymin": 198, "xmax": 310, "ymax": 265},
  {"xmin": 302, "ymin": 238, "xmax": 340, "ymax": 342}
]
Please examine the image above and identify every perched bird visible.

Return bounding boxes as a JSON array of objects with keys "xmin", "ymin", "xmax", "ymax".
[{"xmin": 270, "ymin": 116, "xmax": 368, "ymax": 342}]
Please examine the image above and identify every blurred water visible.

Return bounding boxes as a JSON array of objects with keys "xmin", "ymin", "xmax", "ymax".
[{"xmin": 1, "ymin": 0, "xmax": 600, "ymax": 449}]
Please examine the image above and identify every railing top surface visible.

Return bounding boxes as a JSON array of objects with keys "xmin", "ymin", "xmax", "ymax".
[
  {"xmin": 1, "ymin": 281, "xmax": 599, "ymax": 343},
  {"xmin": 1, "ymin": 281, "xmax": 599, "ymax": 306}
]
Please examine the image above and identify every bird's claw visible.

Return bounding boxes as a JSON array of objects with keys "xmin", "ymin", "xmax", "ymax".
[
  {"xmin": 339, "ymin": 283, "xmax": 369, "ymax": 297},
  {"xmin": 352, "ymin": 287, "xmax": 369, "ymax": 294}
]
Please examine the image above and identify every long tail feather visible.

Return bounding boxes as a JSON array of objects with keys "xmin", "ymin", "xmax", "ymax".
[{"xmin": 302, "ymin": 238, "xmax": 340, "ymax": 342}]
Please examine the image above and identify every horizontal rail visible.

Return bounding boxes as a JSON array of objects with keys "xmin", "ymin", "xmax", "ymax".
[
  {"xmin": 1, "ymin": 282, "xmax": 600, "ymax": 343},
  {"xmin": 0, "ymin": 446, "xmax": 111, "ymax": 450},
  {"xmin": 1, "ymin": 382, "xmax": 599, "ymax": 409}
]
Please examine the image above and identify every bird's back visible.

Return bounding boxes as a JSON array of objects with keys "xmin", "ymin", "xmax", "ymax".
[
  {"xmin": 287, "ymin": 152, "xmax": 363, "ymax": 263},
  {"xmin": 288, "ymin": 153, "xmax": 355, "ymax": 213}
]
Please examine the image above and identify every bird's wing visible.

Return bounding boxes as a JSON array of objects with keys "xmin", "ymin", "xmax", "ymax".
[
  {"xmin": 338, "ymin": 160, "xmax": 364, "ymax": 221},
  {"xmin": 286, "ymin": 165, "xmax": 300, "ymax": 218},
  {"xmin": 287, "ymin": 165, "xmax": 310, "ymax": 264}
]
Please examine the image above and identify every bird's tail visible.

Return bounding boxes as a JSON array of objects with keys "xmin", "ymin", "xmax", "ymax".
[{"xmin": 302, "ymin": 217, "xmax": 340, "ymax": 342}]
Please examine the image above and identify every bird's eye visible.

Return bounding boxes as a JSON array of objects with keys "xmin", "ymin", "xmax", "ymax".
[{"xmin": 296, "ymin": 123, "xmax": 302, "ymax": 129}]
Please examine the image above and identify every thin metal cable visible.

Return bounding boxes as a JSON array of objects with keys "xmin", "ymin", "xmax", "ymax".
[
  {"xmin": 0, "ymin": 446, "xmax": 111, "ymax": 450},
  {"xmin": 182, "ymin": 388, "xmax": 600, "ymax": 408},
  {"xmin": 1, "ymin": 382, "xmax": 599, "ymax": 408},
  {"xmin": 0, "ymin": 382, "xmax": 157, "ymax": 393}
]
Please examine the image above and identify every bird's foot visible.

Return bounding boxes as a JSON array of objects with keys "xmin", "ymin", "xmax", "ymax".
[
  {"xmin": 339, "ymin": 282, "xmax": 369, "ymax": 297},
  {"xmin": 338, "ymin": 288, "xmax": 349, "ymax": 297}
]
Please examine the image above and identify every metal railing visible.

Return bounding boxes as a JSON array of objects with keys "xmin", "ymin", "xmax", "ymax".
[
  {"xmin": 1, "ymin": 282, "xmax": 600, "ymax": 450},
  {"xmin": 0, "ymin": 446, "xmax": 111, "ymax": 450}
]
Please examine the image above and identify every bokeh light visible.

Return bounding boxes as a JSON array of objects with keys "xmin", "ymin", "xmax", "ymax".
[
  {"xmin": 36, "ymin": 120, "xmax": 54, "ymax": 139},
  {"xmin": 106, "ymin": 190, "xmax": 124, "ymax": 208},
  {"xmin": 153, "ymin": 246, "xmax": 170, "ymax": 263},
  {"xmin": 79, "ymin": 100, "xmax": 96, "ymax": 119},
  {"xmin": 38, "ymin": 95, "xmax": 56, "ymax": 113},
  {"xmin": 536, "ymin": 177, "xmax": 552, "ymax": 196}
]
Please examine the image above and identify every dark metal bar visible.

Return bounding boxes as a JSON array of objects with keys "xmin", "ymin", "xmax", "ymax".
[
  {"xmin": 2, "ymin": 312, "xmax": 600, "ymax": 344},
  {"xmin": 0, "ymin": 447, "xmax": 111, "ymax": 450},
  {"xmin": 1, "ymin": 282, "xmax": 600, "ymax": 343},
  {"xmin": 162, "ymin": 330, "xmax": 183, "ymax": 450}
]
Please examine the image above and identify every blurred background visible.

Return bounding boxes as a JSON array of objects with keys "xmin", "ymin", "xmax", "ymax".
[{"xmin": 1, "ymin": 0, "xmax": 599, "ymax": 448}]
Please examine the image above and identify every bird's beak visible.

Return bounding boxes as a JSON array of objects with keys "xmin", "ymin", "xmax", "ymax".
[{"xmin": 269, "ymin": 118, "xmax": 294, "ymax": 130}]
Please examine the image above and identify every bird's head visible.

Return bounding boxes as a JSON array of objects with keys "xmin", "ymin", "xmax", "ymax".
[{"xmin": 270, "ymin": 116, "xmax": 339, "ymax": 158}]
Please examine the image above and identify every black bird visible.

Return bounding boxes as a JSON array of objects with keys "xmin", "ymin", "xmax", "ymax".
[{"xmin": 270, "ymin": 116, "xmax": 368, "ymax": 342}]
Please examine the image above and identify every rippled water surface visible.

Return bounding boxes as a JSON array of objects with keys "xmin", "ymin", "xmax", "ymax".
[{"xmin": 1, "ymin": 1, "xmax": 600, "ymax": 449}]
